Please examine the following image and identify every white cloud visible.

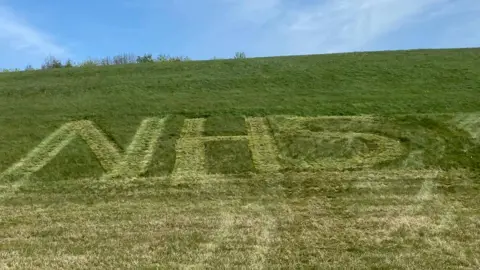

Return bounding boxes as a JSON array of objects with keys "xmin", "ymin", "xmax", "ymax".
[
  {"xmin": 0, "ymin": 5, "xmax": 68, "ymax": 65},
  {"xmin": 231, "ymin": 0, "xmax": 451, "ymax": 54},
  {"xmin": 185, "ymin": 0, "xmax": 478, "ymax": 56}
]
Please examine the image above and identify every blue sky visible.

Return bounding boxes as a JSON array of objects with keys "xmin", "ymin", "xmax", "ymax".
[{"xmin": 1, "ymin": 0, "xmax": 479, "ymax": 69}]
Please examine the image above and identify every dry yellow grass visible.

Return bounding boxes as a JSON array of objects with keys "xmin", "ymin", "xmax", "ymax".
[{"xmin": 1, "ymin": 168, "xmax": 478, "ymax": 269}]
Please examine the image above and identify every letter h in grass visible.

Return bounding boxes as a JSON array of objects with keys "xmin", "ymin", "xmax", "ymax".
[{"xmin": 171, "ymin": 117, "xmax": 281, "ymax": 181}]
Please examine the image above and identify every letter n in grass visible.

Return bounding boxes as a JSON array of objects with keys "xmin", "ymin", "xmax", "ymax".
[{"xmin": 0, "ymin": 117, "xmax": 167, "ymax": 184}]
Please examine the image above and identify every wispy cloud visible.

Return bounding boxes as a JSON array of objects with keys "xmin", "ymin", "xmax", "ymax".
[
  {"xmin": 0, "ymin": 4, "xmax": 69, "ymax": 67},
  {"xmin": 283, "ymin": 0, "xmax": 447, "ymax": 53},
  {"xmin": 180, "ymin": 0, "xmax": 479, "ymax": 57}
]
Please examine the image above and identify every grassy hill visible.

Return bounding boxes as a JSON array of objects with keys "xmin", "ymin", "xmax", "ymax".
[{"xmin": 1, "ymin": 48, "xmax": 479, "ymax": 269}]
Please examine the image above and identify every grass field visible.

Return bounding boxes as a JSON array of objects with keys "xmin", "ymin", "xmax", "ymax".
[{"xmin": 1, "ymin": 48, "xmax": 480, "ymax": 269}]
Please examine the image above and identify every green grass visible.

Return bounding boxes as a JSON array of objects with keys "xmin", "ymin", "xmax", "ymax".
[
  {"xmin": 145, "ymin": 115, "xmax": 186, "ymax": 177},
  {"xmin": 204, "ymin": 115, "xmax": 247, "ymax": 136},
  {"xmin": 205, "ymin": 140, "xmax": 255, "ymax": 174},
  {"xmin": 1, "ymin": 48, "xmax": 480, "ymax": 269}
]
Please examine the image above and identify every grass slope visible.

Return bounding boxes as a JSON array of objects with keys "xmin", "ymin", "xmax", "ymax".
[{"xmin": 1, "ymin": 48, "xmax": 480, "ymax": 269}]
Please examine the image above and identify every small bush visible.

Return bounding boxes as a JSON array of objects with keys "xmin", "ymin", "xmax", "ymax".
[
  {"xmin": 79, "ymin": 59, "xmax": 98, "ymax": 67},
  {"xmin": 41, "ymin": 56, "xmax": 63, "ymax": 69},
  {"xmin": 157, "ymin": 54, "xmax": 191, "ymax": 62},
  {"xmin": 100, "ymin": 57, "xmax": 113, "ymax": 66},
  {"xmin": 157, "ymin": 54, "xmax": 169, "ymax": 62},
  {"xmin": 113, "ymin": 53, "xmax": 136, "ymax": 65},
  {"xmin": 234, "ymin": 51, "xmax": 246, "ymax": 59},
  {"xmin": 24, "ymin": 65, "xmax": 34, "ymax": 71},
  {"xmin": 64, "ymin": 59, "xmax": 74, "ymax": 68},
  {"xmin": 137, "ymin": 53, "xmax": 154, "ymax": 63},
  {"xmin": 176, "ymin": 56, "xmax": 191, "ymax": 61}
]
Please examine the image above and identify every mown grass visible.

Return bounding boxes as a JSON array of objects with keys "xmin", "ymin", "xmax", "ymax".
[
  {"xmin": 2, "ymin": 170, "xmax": 479, "ymax": 269},
  {"xmin": 1, "ymin": 48, "xmax": 480, "ymax": 269}
]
